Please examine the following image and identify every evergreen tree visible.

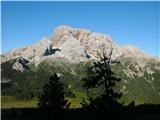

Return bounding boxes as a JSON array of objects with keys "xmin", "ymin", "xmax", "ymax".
[
  {"xmin": 38, "ymin": 73, "xmax": 68, "ymax": 110},
  {"xmin": 82, "ymin": 48, "xmax": 122, "ymax": 110}
]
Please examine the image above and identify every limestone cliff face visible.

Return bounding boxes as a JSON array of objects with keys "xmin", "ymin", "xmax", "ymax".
[
  {"xmin": 1, "ymin": 47, "xmax": 28, "ymax": 63},
  {"xmin": 51, "ymin": 26, "xmax": 122, "ymax": 61},
  {"xmin": 1, "ymin": 37, "xmax": 51, "ymax": 64},
  {"xmin": 120, "ymin": 45, "xmax": 149, "ymax": 58},
  {"xmin": 1, "ymin": 37, "xmax": 51, "ymax": 71}
]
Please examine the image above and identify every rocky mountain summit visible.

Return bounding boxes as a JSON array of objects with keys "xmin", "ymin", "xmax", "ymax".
[{"xmin": 1, "ymin": 25, "xmax": 156, "ymax": 71}]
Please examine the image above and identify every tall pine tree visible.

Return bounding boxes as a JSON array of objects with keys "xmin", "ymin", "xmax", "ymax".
[{"xmin": 38, "ymin": 73, "xmax": 68, "ymax": 110}]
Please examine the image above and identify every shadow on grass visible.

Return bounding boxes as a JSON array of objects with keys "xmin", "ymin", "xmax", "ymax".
[{"xmin": 2, "ymin": 104, "xmax": 160, "ymax": 120}]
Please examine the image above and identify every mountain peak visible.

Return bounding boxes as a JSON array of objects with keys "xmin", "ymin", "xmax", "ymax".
[
  {"xmin": 1, "ymin": 25, "xmax": 155, "ymax": 66},
  {"xmin": 51, "ymin": 25, "xmax": 121, "ymax": 61}
]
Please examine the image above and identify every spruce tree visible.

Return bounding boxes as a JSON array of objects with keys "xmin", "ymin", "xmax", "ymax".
[{"xmin": 38, "ymin": 73, "xmax": 67, "ymax": 110}]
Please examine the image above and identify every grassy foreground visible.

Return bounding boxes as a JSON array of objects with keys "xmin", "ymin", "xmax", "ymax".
[
  {"xmin": 1, "ymin": 96, "xmax": 37, "ymax": 108},
  {"xmin": 1, "ymin": 96, "xmax": 83, "ymax": 109}
]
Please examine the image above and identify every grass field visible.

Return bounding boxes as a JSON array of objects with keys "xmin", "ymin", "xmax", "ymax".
[
  {"xmin": 1, "ymin": 96, "xmax": 83, "ymax": 109},
  {"xmin": 67, "ymin": 97, "xmax": 83, "ymax": 108},
  {"xmin": 1, "ymin": 96, "xmax": 38, "ymax": 108}
]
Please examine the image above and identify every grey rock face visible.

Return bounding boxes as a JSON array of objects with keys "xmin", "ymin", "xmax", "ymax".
[
  {"xmin": 1, "ymin": 37, "xmax": 51, "ymax": 65},
  {"xmin": 120, "ymin": 45, "xmax": 149, "ymax": 58},
  {"xmin": 1, "ymin": 47, "xmax": 28, "ymax": 63},
  {"xmin": 21, "ymin": 37, "xmax": 51, "ymax": 60},
  {"xmin": 12, "ymin": 61, "xmax": 24, "ymax": 72},
  {"xmin": 51, "ymin": 26, "xmax": 122, "ymax": 62},
  {"xmin": 12, "ymin": 57, "xmax": 30, "ymax": 71}
]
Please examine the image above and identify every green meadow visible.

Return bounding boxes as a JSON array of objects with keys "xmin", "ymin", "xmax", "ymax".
[
  {"xmin": 1, "ymin": 96, "xmax": 83, "ymax": 109},
  {"xmin": 1, "ymin": 96, "xmax": 37, "ymax": 108}
]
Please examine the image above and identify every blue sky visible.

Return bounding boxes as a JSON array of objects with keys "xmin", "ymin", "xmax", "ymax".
[{"xmin": 1, "ymin": 1, "xmax": 159, "ymax": 56}]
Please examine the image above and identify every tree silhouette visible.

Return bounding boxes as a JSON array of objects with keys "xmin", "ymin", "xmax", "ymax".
[
  {"xmin": 37, "ymin": 73, "xmax": 68, "ymax": 110},
  {"xmin": 82, "ymin": 47, "xmax": 122, "ymax": 110}
]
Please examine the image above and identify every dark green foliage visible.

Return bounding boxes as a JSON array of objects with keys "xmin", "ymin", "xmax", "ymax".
[
  {"xmin": 38, "ymin": 73, "xmax": 68, "ymax": 110},
  {"xmin": 1, "ymin": 57, "xmax": 160, "ymax": 104},
  {"xmin": 112, "ymin": 58, "xmax": 160, "ymax": 104},
  {"xmin": 65, "ymin": 89, "xmax": 76, "ymax": 98},
  {"xmin": 1, "ymin": 60, "xmax": 50, "ymax": 99},
  {"xmin": 1, "ymin": 59, "xmax": 19, "ymax": 82},
  {"xmin": 82, "ymin": 51, "xmax": 122, "ymax": 109},
  {"xmin": 15, "ymin": 87, "xmax": 34, "ymax": 100}
]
